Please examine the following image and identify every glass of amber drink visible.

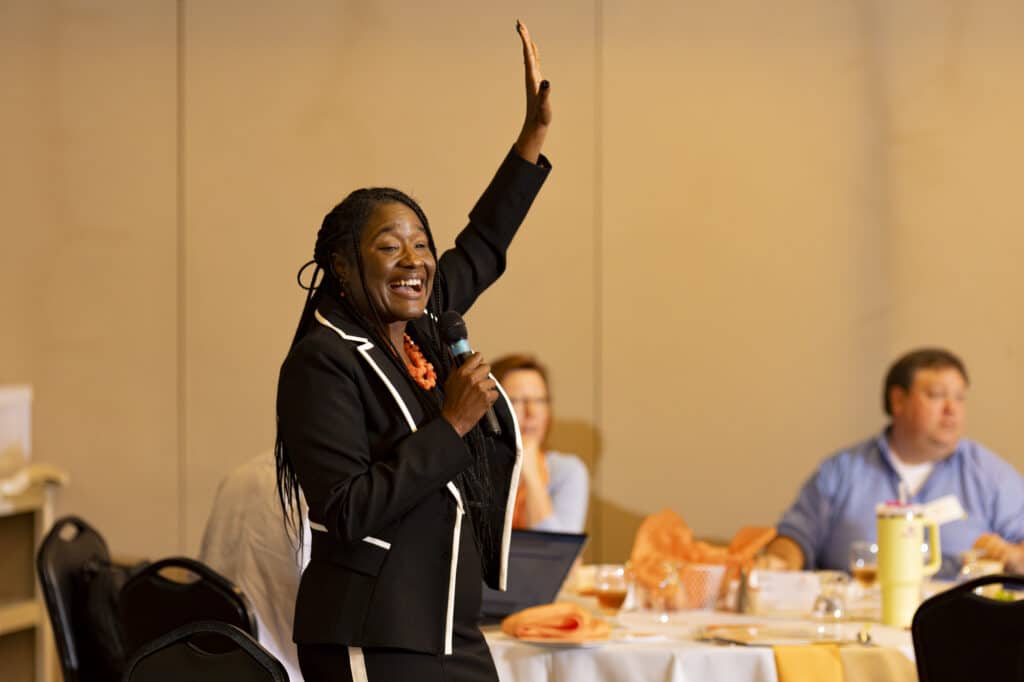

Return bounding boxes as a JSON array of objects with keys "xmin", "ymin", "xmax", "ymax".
[
  {"xmin": 849, "ymin": 541, "xmax": 879, "ymax": 588},
  {"xmin": 594, "ymin": 564, "xmax": 629, "ymax": 614}
]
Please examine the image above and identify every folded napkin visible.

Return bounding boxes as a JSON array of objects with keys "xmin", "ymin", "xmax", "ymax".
[
  {"xmin": 773, "ymin": 644, "xmax": 844, "ymax": 682},
  {"xmin": 629, "ymin": 508, "xmax": 777, "ymax": 593},
  {"xmin": 776, "ymin": 641, "xmax": 918, "ymax": 682},
  {"xmin": 501, "ymin": 602, "xmax": 612, "ymax": 642},
  {"xmin": 839, "ymin": 647, "xmax": 917, "ymax": 682}
]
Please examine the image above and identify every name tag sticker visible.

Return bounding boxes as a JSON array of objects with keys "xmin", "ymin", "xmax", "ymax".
[{"xmin": 923, "ymin": 495, "xmax": 967, "ymax": 525}]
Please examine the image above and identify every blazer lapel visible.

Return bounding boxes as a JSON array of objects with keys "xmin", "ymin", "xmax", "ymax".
[{"xmin": 313, "ymin": 302, "xmax": 425, "ymax": 432}]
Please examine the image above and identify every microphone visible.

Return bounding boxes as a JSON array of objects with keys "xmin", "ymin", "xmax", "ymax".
[{"xmin": 438, "ymin": 310, "xmax": 502, "ymax": 436}]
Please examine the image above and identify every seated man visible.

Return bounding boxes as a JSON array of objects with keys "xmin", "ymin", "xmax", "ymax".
[
  {"xmin": 765, "ymin": 348, "xmax": 1024, "ymax": 578},
  {"xmin": 199, "ymin": 453, "xmax": 310, "ymax": 681}
]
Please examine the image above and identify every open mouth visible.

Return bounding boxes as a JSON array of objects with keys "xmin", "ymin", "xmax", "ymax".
[{"xmin": 389, "ymin": 277, "xmax": 424, "ymax": 298}]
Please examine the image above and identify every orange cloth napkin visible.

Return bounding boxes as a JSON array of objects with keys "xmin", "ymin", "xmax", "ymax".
[
  {"xmin": 501, "ymin": 602, "xmax": 612, "ymax": 642},
  {"xmin": 629, "ymin": 508, "xmax": 777, "ymax": 591}
]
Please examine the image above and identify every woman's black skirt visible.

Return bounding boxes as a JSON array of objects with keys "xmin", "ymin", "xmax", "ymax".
[{"xmin": 297, "ymin": 515, "xmax": 498, "ymax": 682}]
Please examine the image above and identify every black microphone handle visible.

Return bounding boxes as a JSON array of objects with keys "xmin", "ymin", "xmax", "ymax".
[
  {"xmin": 453, "ymin": 350, "xmax": 502, "ymax": 437},
  {"xmin": 482, "ymin": 402, "xmax": 502, "ymax": 437}
]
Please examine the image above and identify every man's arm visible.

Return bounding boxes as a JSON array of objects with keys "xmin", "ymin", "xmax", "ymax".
[
  {"xmin": 760, "ymin": 535, "xmax": 806, "ymax": 570},
  {"xmin": 973, "ymin": 533, "xmax": 1024, "ymax": 573}
]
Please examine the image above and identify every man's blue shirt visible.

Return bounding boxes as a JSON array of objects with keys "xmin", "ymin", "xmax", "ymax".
[{"xmin": 777, "ymin": 429, "xmax": 1024, "ymax": 578}]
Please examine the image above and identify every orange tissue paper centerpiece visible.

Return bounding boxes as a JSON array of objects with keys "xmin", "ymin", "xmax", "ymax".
[
  {"xmin": 501, "ymin": 602, "xmax": 612, "ymax": 642},
  {"xmin": 629, "ymin": 508, "xmax": 776, "ymax": 609}
]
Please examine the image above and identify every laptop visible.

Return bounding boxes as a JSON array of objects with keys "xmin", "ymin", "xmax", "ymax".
[{"xmin": 480, "ymin": 529, "xmax": 588, "ymax": 624}]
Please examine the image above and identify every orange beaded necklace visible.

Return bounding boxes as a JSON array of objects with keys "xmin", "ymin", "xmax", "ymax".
[{"xmin": 403, "ymin": 334, "xmax": 437, "ymax": 390}]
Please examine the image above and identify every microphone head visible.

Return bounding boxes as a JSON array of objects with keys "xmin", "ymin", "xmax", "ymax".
[{"xmin": 439, "ymin": 310, "xmax": 468, "ymax": 345}]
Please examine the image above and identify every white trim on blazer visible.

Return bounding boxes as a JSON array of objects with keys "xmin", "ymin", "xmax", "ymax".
[
  {"xmin": 444, "ymin": 482, "xmax": 464, "ymax": 655},
  {"xmin": 313, "ymin": 309, "xmax": 474, "ymax": 656},
  {"xmin": 492, "ymin": 376, "xmax": 522, "ymax": 591},
  {"xmin": 307, "ymin": 521, "xmax": 392, "ymax": 551},
  {"xmin": 314, "ymin": 310, "xmax": 417, "ymax": 431}
]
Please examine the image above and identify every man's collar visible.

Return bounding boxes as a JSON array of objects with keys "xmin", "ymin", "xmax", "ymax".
[{"xmin": 875, "ymin": 425, "xmax": 963, "ymax": 470}]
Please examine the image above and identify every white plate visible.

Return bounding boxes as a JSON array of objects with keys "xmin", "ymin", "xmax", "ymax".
[
  {"xmin": 699, "ymin": 623, "xmax": 861, "ymax": 647},
  {"xmin": 513, "ymin": 636, "xmax": 610, "ymax": 649},
  {"xmin": 509, "ymin": 630, "xmax": 668, "ymax": 648}
]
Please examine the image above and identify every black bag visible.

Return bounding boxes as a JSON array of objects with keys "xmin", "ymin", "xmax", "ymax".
[{"xmin": 71, "ymin": 558, "xmax": 148, "ymax": 681}]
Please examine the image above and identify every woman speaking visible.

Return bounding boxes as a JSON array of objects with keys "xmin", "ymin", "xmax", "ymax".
[{"xmin": 274, "ymin": 21, "xmax": 552, "ymax": 682}]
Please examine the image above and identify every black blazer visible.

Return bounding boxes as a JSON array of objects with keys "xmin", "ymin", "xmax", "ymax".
[{"xmin": 277, "ymin": 150, "xmax": 550, "ymax": 655}]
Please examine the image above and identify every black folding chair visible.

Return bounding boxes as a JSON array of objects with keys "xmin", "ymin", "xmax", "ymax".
[
  {"xmin": 36, "ymin": 515, "xmax": 125, "ymax": 682},
  {"xmin": 118, "ymin": 556, "xmax": 257, "ymax": 658},
  {"xmin": 912, "ymin": 573, "xmax": 1024, "ymax": 682},
  {"xmin": 123, "ymin": 620, "xmax": 287, "ymax": 682}
]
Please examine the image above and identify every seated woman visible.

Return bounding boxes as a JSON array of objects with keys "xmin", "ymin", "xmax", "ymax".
[{"xmin": 492, "ymin": 355, "xmax": 588, "ymax": 533}]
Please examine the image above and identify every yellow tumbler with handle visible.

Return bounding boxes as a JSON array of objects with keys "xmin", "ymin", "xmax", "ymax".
[{"xmin": 877, "ymin": 504, "xmax": 942, "ymax": 627}]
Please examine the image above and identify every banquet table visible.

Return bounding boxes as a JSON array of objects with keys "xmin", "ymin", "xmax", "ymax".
[{"xmin": 486, "ymin": 609, "xmax": 918, "ymax": 682}]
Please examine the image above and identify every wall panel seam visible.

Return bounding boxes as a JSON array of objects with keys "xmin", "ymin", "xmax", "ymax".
[
  {"xmin": 176, "ymin": 0, "xmax": 187, "ymax": 553},
  {"xmin": 593, "ymin": 0, "xmax": 604, "ymax": 561}
]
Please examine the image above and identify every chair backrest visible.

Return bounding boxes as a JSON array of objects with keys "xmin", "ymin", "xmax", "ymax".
[
  {"xmin": 912, "ymin": 573, "xmax": 1024, "ymax": 682},
  {"xmin": 36, "ymin": 515, "xmax": 117, "ymax": 682},
  {"xmin": 119, "ymin": 556, "xmax": 258, "ymax": 657},
  {"xmin": 123, "ymin": 620, "xmax": 288, "ymax": 682}
]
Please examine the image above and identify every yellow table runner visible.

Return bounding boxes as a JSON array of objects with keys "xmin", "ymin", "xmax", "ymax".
[
  {"xmin": 774, "ymin": 644, "xmax": 844, "ymax": 682},
  {"xmin": 774, "ymin": 644, "xmax": 917, "ymax": 682},
  {"xmin": 839, "ymin": 647, "xmax": 917, "ymax": 682}
]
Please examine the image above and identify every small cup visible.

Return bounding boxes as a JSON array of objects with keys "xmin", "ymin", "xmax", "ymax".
[
  {"xmin": 812, "ymin": 570, "xmax": 850, "ymax": 626},
  {"xmin": 646, "ymin": 561, "xmax": 682, "ymax": 622},
  {"xmin": 849, "ymin": 541, "xmax": 879, "ymax": 589},
  {"xmin": 593, "ymin": 564, "xmax": 629, "ymax": 614},
  {"xmin": 678, "ymin": 563, "xmax": 726, "ymax": 610}
]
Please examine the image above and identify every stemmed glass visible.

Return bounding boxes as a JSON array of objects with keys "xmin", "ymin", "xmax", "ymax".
[
  {"xmin": 648, "ymin": 561, "xmax": 681, "ymax": 623},
  {"xmin": 847, "ymin": 541, "xmax": 879, "ymax": 619},
  {"xmin": 849, "ymin": 541, "xmax": 879, "ymax": 589},
  {"xmin": 811, "ymin": 570, "xmax": 850, "ymax": 639},
  {"xmin": 594, "ymin": 564, "xmax": 629, "ymax": 616}
]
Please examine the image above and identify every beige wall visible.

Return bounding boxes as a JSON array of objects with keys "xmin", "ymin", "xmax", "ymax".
[
  {"xmin": 3, "ymin": 0, "xmax": 180, "ymax": 558},
  {"xmin": 3, "ymin": 0, "xmax": 1023, "ymax": 562}
]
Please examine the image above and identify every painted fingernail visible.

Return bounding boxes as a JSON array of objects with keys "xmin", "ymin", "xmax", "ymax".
[
  {"xmin": 540, "ymin": 80, "xmax": 550, "ymax": 90},
  {"xmin": 516, "ymin": 19, "xmax": 522, "ymax": 33}
]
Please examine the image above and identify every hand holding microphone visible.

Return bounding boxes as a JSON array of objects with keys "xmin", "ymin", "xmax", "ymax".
[{"xmin": 439, "ymin": 311, "xmax": 502, "ymax": 437}]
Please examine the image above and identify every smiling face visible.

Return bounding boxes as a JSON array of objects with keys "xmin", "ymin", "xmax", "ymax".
[{"xmin": 334, "ymin": 201, "xmax": 436, "ymax": 329}]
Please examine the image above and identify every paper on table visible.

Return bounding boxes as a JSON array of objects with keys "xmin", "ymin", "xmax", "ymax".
[{"xmin": 745, "ymin": 570, "xmax": 820, "ymax": 616}]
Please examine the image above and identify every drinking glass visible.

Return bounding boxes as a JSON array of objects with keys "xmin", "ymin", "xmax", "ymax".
[
  {"xmin": 648, "ymin": 561, "xmax": 681, "ymax": 623},
  {"xmin": 811, "ymin": 570, "xmax": 849, "ymax": 637},
  {"xmin": 849, "ymin": 541, "xmax": 879, "ymax": 589},
  {"xmin": 594, "ymin": 564, "xmax": 629, "ymax": 615}
]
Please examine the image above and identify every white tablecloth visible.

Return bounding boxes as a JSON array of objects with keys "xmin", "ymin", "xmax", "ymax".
[{"xmin": 487, "ymin": 611, "xmax": 916, "ymax": 682}]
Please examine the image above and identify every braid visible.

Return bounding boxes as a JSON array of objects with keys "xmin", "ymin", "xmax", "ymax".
[{"xmin": 276, "ymin": 188, "xmax": 497, "ymax": 563}]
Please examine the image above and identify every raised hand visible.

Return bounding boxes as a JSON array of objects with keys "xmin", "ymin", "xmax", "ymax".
[{"xmin": 514, "ymin": 20, "xmax": 552, "ymax": 164}]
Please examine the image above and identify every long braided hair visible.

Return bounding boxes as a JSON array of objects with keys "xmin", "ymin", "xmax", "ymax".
[{"xmin": 275, "ymin": 187, "xmax": 497, "ymax": 563}]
